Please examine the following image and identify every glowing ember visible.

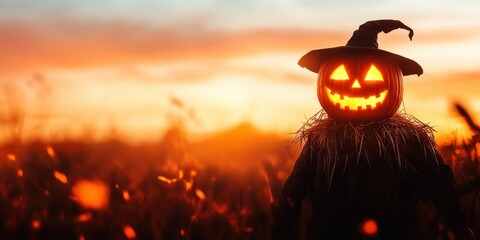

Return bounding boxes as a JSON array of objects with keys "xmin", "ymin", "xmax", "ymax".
[
  {"xmin": 180, "ymin": 229, "xmax": 185, "ymax": 236},
  {"xmin": 77, "ymin": 213, "xmax": 93, "ymax": 222},
  {"xmin": 17, "ymin": 169, "xmax": 24, "ymax": 177},
  {"xmin": 240, "ymin": 208, "xmax": 250, "ymax": 216},
  {"xmin": 195, "ymin": 189, "xmax": 206, "ymax": 200},
  {"xmin": 361, "ymin": 219, "xmax": 379, "ymax": 236},
  {"xmin": 7, "ymin": 154, "xmax": 16, "ymax": 161},
  {"xmin": 123, "ymin": 225, "xmax": 137, "ymax": 239},
  {"xmin": 157, "ymin": 176, "xmax": 177, "ymax": 184},
  {"xmin": 190, "ymin": 170, "xmax": 197, "ymax": 177},
  {"xmin": 79, "ymin": 235, "xmax": 86, "ymax": 240},
  {"xmin": 46, "ymin": 145, "xmax": 56, "ymax": 158},
  {"xmin": 72, "ymin": 180, "xmax": 109, "ymax": 210},
  {"xmin": 179, "ymin": 170, "xmax": 184, "ymax": 179},
  {"xmin": 54, "ymin": 171, "xmax": 68, "ymax": 184},
  {"xmin": 212, "ymin": 203, "xmax": 228, "ymax": 214},
  {"xmin": 185, "ymin": 180, "xmax": 193, "ymax": 191},
  {"xmin": 32, "ymin": 219, "xmax": 41, "ymax": 230},
  {"xmin": 123, "ymin": 190, "xmax": 130, "ymax": 201},
  {"xmin": 158, "ymin": 176, "xmax": 171, "ymax": 183}
]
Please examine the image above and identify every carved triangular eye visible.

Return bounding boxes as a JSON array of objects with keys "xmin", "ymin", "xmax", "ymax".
[
  {"xmin": 364, "ymin": 65, "xmax": 384, "ymax": 81},
  {"xmin": 330, "ymin": 65, "xmax": 349, "ymax": 81}
]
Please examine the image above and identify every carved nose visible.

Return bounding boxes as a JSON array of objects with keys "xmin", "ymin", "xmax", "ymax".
[{"xmin": 351, "ymin": 79, "xmax": 361, "ymax": 88}]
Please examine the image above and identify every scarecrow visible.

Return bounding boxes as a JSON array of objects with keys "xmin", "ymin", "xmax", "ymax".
[{"xmin": 274, "ymin": 20, "xmax": 474, "ymax": 239}]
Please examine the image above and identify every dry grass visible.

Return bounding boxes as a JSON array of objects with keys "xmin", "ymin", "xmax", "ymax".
[{"xmin": 0, "ymin": 106, "xmax": 479, "ymax": 239}]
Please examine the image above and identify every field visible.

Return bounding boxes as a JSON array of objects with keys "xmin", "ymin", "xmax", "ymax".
[{"xmin": 0, "ymin": 107, "xmax": 479, "ymax": 240}]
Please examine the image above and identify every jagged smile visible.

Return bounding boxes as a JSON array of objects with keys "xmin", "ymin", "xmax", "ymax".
[{"xmin": 326, "ymin": 87, "xmax": 388, "ymax": 111}]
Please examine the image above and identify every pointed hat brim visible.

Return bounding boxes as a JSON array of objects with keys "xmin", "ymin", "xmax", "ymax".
[{"xmin": 298, "ymin": 46, "xmax": 423, "ymax": 76}]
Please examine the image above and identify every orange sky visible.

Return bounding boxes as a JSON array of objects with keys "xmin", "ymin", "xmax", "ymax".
[{"xmin": 1, "ymin": 1, "xmax": 480, "ymax": 143}]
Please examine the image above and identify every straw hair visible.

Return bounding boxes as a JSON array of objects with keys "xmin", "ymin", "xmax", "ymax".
[{"xmin": 295, "ymin": 111, "xmax": 438, "ymax": 190}]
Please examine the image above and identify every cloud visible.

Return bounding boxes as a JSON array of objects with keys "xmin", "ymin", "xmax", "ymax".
[
  {"xmin": 0, "ymin": 19, "xmax": 344, "ymax": 76},
  {"xmin": 115, "ymin": 62, "xmax": 312, "ymax": 85},
  {"xmin": 2, "ymin": 17, "xmax": 480, "ymax": 81}
]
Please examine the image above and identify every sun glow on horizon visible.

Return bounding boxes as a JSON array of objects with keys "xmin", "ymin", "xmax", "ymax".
[
  {"xmin": 1, "ymin": 1, "xmax": 480, "ymax": 143},
  {"xmin": 0, "ymin": 59, "xmax": 476, "ymax": 143}
]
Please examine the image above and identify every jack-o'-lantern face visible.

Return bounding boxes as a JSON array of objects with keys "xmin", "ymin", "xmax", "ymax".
[{"xmin": 317, "ymin": 54, "xmax": 403, "ymax": 122}]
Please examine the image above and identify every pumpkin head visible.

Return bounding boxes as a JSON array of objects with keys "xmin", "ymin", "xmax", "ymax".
[
  {"xmin": 317, "ymin": 52, "xmax": 403, "ymax": 121},
  {"xmin": 299, "ymin": 20, "xmax": 423, "ymax": 122}
]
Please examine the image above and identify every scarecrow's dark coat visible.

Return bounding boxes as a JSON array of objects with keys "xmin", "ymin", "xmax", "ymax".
[{"xmin": 274, "ymin": 114, "xmax": 468, "ymax": 239}]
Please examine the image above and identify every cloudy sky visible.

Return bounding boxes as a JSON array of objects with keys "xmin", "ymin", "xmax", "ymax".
[{"xmin": 1, "ymin": 0, "xmax": 480, "ymax": 142}]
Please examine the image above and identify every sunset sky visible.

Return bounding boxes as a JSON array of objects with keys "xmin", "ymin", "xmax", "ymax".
[{"xmin": 1, "ymin": 0, "xmax": 480, "ymax": 143}]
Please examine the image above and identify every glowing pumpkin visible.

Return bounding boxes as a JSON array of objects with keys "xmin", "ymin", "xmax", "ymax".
[
  {"xmin": 299, "ymin": 20, "xmax": 423, "ymax": 122},
  {"xmin": 317, "ymin": 53, "xmax": 403, "ymax": 121}
]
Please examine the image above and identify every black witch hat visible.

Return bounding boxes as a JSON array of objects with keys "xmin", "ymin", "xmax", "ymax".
[{"xmin": 298, "ymin": 20, "xmax": 423, "ymax": 76}]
